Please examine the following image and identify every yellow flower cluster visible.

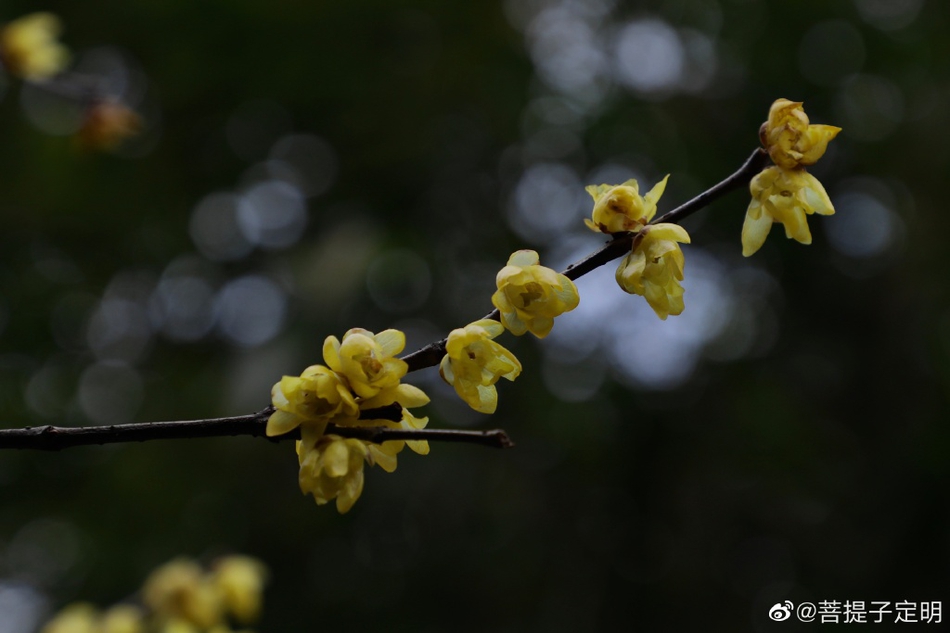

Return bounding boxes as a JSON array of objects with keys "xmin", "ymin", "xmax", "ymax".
[
  {"xmin": 41, "ymin": 556, "xmax": 267, "ymax": 633},
  {"xmin": 584, "ymin": 175, "xmax": 691, "ymax": 319},
  {"xmin": 743, "ymin": 99, "xmax": 841, "ymax": 256},
  {"xmin": 268, "ymin": 328, "xmax": 429, "ymax": 512},
  {"xmin": 491, "ymin": 250, "xmax": 579, "ymax": 338},
  {"xmin": 0, "ymin": 12, "xmax": 69, "ymax": 80}
]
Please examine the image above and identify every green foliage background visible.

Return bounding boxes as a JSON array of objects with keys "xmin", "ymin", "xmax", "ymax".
[{"xmin": 1, "ymin": 0, "xmax": 947, "ymax": 631}]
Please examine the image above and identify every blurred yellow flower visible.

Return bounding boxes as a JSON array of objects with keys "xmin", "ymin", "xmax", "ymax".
[
  {"xmin": 211, "ymin": 556, "xmax": 268, "ymax": 624},
  {"xmin": 439, "ymin": 319, "xmax": 521, "ymax": 414},
  {"xmin": 616, "ymin": 224, "xmax": 691, "ymax": 320},
  {"xmin": 41, "ymin": 603, "xmax": 98, "ymax": 633},
  {"xmin": 323, "ymin": 328, "xmax": 408, "ymax": 399},
  {"xmin": 0, "ymin": 12, "xmax": 69, "ymax": 80},
  {"xmin": 77, "ymin": 101, "xmax": 142, "ymax": 151},
  {"xmin": 491, "ymin": 249, "xmax": 579, "ymax": 338},
  {"xmin": 142, "ymin": 558, "xmax": 222, "ymax": 629},
  {"xmin": 584, "ymin": 175, "xmax": 669, "ymax": 234},
  {"xmin": 297, "ymin": 434, "xmax": 369, "ymax": 513},
  {"xmin": 266, "ymin": 364, "xmax": 358, "ymax": 437},
  {"xmin": 100, "ymin": 605, "xmax": 145, "ymax": 633},
  {"xmin": 760, "ymin": 98, "xmax": 841, "ymax": 170},
  {"xmin": 741, "ymin": 166, "xmax": 835, "ymax": 257}
]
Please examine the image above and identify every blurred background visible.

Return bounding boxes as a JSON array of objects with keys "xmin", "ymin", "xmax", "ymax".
[{"xmin": 0, "ymin": 0, "xmax": 946, "ymax": 630}]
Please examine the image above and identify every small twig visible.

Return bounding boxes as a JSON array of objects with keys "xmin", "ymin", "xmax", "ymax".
[
  {"xmin": 0, "ymin": 405, "xmax": 513, "ymax": 451},
  {"xmin": 0, "ymin": 149, "xmax": 766, "ymax": 452},
  {"xmin": 401, "ymin": 148, "xmax": 769, "ymax": 372}
]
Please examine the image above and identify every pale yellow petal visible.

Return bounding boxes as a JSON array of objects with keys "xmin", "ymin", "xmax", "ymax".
[
  {"xmin": 322, "ymin": 336, "xmax": 342, "ymax": 372},
  {"xmin": 374, "ymin": 329, "xmax": 406, "ymax": 356},
  {"xmin": 472, "ymin": 319, "xmax": 504, "ymax": 339},
  {"xmin": 265, "ymin": 410, "xmax": 300, "ymax": 437},
  {"xmin": 646, "ymin": 223, "xmax": 690, "ymax": 244},
  {"xmin": 798, "ymin": 125, "xmax": 842, "ymax": 165},
  {"xmin": 507, "ymin": 249, "xmax": 539, "ymax": 267},
  {"xmin": 642, "ymin": 174, "xmax": 670, "ymax": 221},
  {"xmin": 741, "ymin": 200, "xmax": 773, "ymax": 257}
]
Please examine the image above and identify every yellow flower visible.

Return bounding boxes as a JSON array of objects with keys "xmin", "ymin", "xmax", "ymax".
[
  {"xmin": 211, "ymin": 556, "xmax": 268, "ymax": 624},
  {"xmin": 491, "ymin": 250, "xmax": 579, "ymax": 338},
  {"xmin": 760, "ymin": 98, "xmax": 841, "ymax": 170},
  {"xmin": 358, "ymin": 382, "xmax": 432, "ymax": 465},
  {"xmin": 100, "ymin": 605, "xmax": 145, "ymax": 633},
  {"xmin": 616, "ymin": 224, "xmax": 691, "ymax": 320},
  {"xmin": 741, "ymin": 166, "xmax": 835, "ymax": 257},
  {"xmin": 41, "ymin": 603, "xmax": 99, "ymax": 633},
  {"xmin": 323, "ymin": 328, "xmax": 408, "ymax": 399},
  {"xmin": 266, "ymin": 364, "xmax": 358, "ymax": 437},
  {"xmin": 439, "ymin": 319, "xmax": 521, "ymax": 414},
  {"xmin": 142, "ymin": 558, "xmax": 222, "ymax": 629},
  {"xmin": 297, "ymin": 434, "xmax": 369, "ymax": 513},
  {"xmin": 584, "ymin": 175, "xmax": 669, "ymax": 234},
  {"xmin": 0, "ymin": 13, "xmax": 69, "ymax": 80}
]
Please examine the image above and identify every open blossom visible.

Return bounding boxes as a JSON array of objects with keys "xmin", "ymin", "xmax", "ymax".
[
  {"xmin": 741, "ymin": 166, "xmax": 835, "ymax": 257},
  {"xmin": 760, "ymin": 99, "xmax": 841, "ymax": 170},
  {"xmin": 439, "ymin": 319, "xmax": 521, "ymax": 414},
  {"xmin": 0, "ymin": 13, "xmax": 69, "ymax": 80},
  {"xmin": 491, "ymin": 250, "xmax": 579, "ymax": 338},
  {"xmin": 297, "ymin": 434, "xmax": 369, "ymax": 513},
  {"xmin": 616, "ymin": 224, "xmax": 691, "ymax": 320},
  {"xmin": 584, "ymin": 175, "xmax": 669, "ymax": 234},
  {"xmin": 323, "ymin": 328, "xmax": 408, "ymax": 399},
  {"xmin": 266, "ymin": 364, "xmax": 358, "ymax": 437}
]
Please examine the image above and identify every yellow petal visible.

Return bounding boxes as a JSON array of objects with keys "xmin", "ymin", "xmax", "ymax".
[
  {"xmin": 265, "ymin": 410, "xmax": 299, "ymax": 437},
  {"xmin": 507, "ymin": 249, "xmax": 539, "ymax": 267},
  {"xmin": 322, "ymin": 336, "xmax": 342, "ymax": 372},
  {"xmin": 645, "ymin": 223, "xmax": 690, "ymax": 244},
  {"xmin": 374, "ymin": 329, "xmax": 406, "ymax": 357},
  {"xmin": 642, "ymin": 174, "xmax": 670, "ymax": 221},
  {"xmin": 797, "ymin": 125, "xmax": 842, "ymax": 165},
  {"xmin": 741, "ymin": 200, "xmax": 773, "ymax": 257}
]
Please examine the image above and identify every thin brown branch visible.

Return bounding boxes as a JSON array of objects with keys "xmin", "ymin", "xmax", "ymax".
[
  {"xmin": 0, "ymin": 405, "xmax": 512, "ymax": 451},
  {"xmin": 0, "ymin": 149, "xmax": 766, "ymax": 452},
  {"xmin": 401, "ymin": 148, "xmax": 770, "ymax": 372}
]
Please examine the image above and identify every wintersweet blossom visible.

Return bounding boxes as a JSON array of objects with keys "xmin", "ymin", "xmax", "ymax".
[
  {"xmin": 297, "ymin": 434, "xmax": 369, "ymax": 513},
  {"xmin": 741, "ymin": 166, "xmax": 835, "ymax": 257},
  {"xmin": 760, "ymin": 99, "xmax": 841, "ymax": 170},
  {"xmin": 99, "ymin": 606, "xmax": 145, "ymax": 633},
  {"xmin": 323, "ymin": 328, "xmax": 408, "ymax": 398},
  {"xmin": 41, "ymin": 604, "xmax": 99, "ymax": 633},
  {"xmin": 266, "ymin": 364, "xmax": 358, "ymax": 437},
  {"xmin": 0, "ymin": 13, "xmax": 69, "ymax": 80},
  {"xmin": 584, "ymin": 175, "xmax": 669, "ymax": 234},
  {"xmin": 439, "ymin": 319, "xmax": 521, "ymax": 414},
  {"xmin": 491, "ymin": 250, "xmax": 579, "ymax": 338},
  {"xmin": 142, "ymin": 559, "xmax": 222, "ymax": 629},
  {"xmin": 211, "ymin": 556, "xmax": 268, "ymax": 624},
  {"xmin": 616, "ymin": 224, "xmax": 691, "ymax": 320}
]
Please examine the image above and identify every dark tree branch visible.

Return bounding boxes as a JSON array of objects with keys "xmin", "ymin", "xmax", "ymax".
[
  {"xmin": 0, "ymin": 405, "xmax": 513, "ymax": 451},
  {"xmin": 401, "ymin": 148, "xmax": 769, "ymax": 372},
  {"xmin": 0, "ymin": 148, "xmax": 767, "ymax": 452}
]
